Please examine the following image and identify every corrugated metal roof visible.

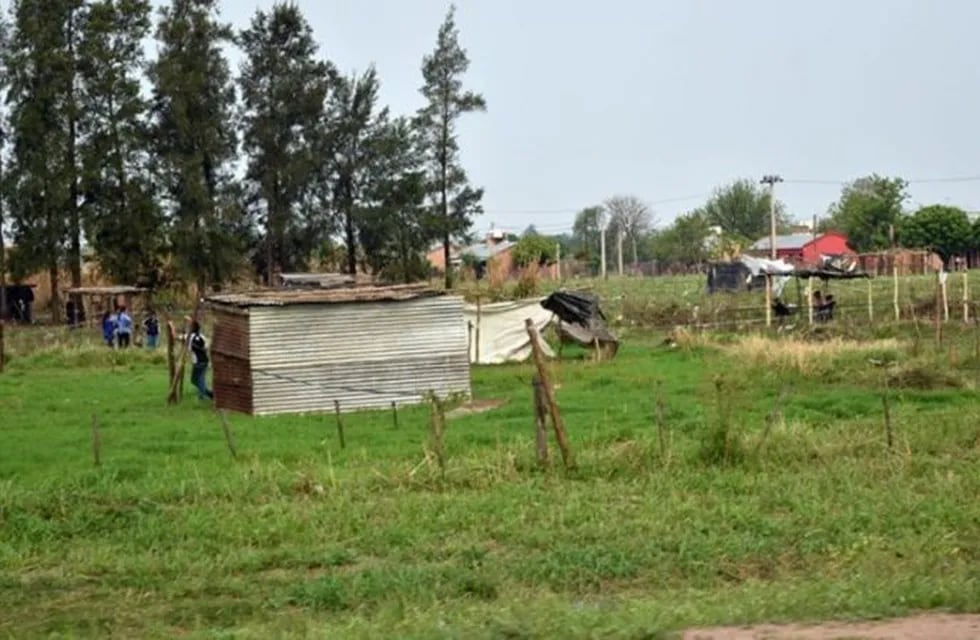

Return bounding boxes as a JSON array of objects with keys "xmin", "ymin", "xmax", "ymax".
[
  {"xmin": 205, "ymin": 284, "xmax": 440, "ymax": 308},
  {"xmin": 245, "ymin": 296, "xmax": 470, "ymax": 415},
  {"xmin": 751, "ymin": 234, "xmax": 818, "ymax": 251}
]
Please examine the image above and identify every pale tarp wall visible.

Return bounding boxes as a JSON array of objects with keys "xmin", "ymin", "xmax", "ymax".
[{"xmin": 463, "ymin": 298, "xmax": 555, "ymax": 364}]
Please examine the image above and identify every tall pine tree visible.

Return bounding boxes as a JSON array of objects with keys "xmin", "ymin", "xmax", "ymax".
[
  {"xmin": 3, "ymin": 0, "xmax": 84, "ymax": 316},
  {"xmin": 239, "ymin": 3, "xmax": 333, "ymax": 285},
  {"xmin": 151, "ymin": 0, "xmax": 242, "ymax": 292},
  {"xmin": 327, "ymin": 68, "xmax": 388, "ymax": 276},
  {"xmin": 78, "ymin": 0, "xmax": 163, "ymax": 286},
  {"xmin": 417, "ymin": 5, "xmax": 486, "ymax": 289}
]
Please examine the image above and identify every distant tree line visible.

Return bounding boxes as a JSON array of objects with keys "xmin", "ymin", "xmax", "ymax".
[
  {"xmin": 543, "ymin": 177, "xmax": 980, "ymax": 276},
  {"xmin": 0, "ymin": 1, "xmax": 485, "ymax": 313}
]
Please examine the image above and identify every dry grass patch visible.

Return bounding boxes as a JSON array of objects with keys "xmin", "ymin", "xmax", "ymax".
[{"xmin": 725, "ymin": 336, "xmax": 903, "ymax": 376}]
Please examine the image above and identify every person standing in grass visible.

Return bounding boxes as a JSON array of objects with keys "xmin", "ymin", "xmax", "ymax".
[
  {"xmin": 101, "ymin": 310, "xmax": 116, "ymax": 348},
  {"xmin": 143, "ymin": 310, "xmax": 160, "ymax": 349},
  {"xmin": 116, "ymin": 306, "xmax": 134, "ymax": 348},
  {"xmin": 188, "ymin": 321, "xmax": 214, "ymax": 401}
]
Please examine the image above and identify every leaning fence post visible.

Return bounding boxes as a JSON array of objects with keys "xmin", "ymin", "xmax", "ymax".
[
  {"xmin": 334, "ymin": 400, "xmax": 346, "ymax": 450},
  {"xmin": 532, "ymin": 377, "xmax": 550, "ymax": 468},
  {"xmin": 882, "ymin": 382, "xmax": 894, "ymax": 451},
  {"xmin": 525, "ymin": 318, "xmax": 574, "ymax": 470}
]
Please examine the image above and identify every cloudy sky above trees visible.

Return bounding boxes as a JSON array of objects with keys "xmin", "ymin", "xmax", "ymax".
[{"xmin": 150, "ymin": 0, "xmax": 980, "ymax": 232}]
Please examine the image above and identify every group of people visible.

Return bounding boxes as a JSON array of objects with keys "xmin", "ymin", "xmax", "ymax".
[
  {"xmin": 100, "ymin": 307, "xmax": 214, "ymax": 401},
  {"xmin": 812, "ymin": 290, "xmax": 836, "ymax": 322},
  {"xmin": 100, "ymin": 307, "xmax": 159, "ymax": 349}
]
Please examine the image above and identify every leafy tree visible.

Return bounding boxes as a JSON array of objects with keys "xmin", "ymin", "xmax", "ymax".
[
  {"xmin": 898, "ymin": 205, "xmax": 972, "ymax": 263},
  {"xmin": 78, "ymin": 0, "xmax": 163, "ymax": 286},
  {"xmin": 327, "ymin": 68, "xmax": 388, "ymax": 276},
  {"xmin": 649, "ymin": 211, "xmax": 711, "ymax": 269},
  {"xmin": 700, "ymin": 179, "xmax": 786, "ymax": 242},
  {"xmin": 512, "ymin": 234, "xmax": 556, "ymax": 267},
  {"xmin": 239, "ymin": 3, "xmax": 333, "ymax": 284},
  {"xmin": 3, "ymin": 0, "xmax": 84, "ymax": 314},
  {"xmin": 572, "ymin": 205, "xmax": 605, "ymax": 261},
  {"xmin": 357, "ymin": 118, "xmax": 431, "ymax": 283},
  {"xmin": 825, "ymin": 175, "xmax": 907, "ymax": 252},
  {"xmin": 605, "ymin": 195, "xmax": 653, "ymax": 267},
  {"xmin": 417, "ymin": 5, "xmax": 486, "ymax": 288},
  {"xmin": 151, "ymin": 0, "xmax": 243, "ymax": 291}
]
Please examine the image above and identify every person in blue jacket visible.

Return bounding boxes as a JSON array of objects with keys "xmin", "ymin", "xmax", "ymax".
[{"xmin": 101, "ymin": 311, "xmax": 116, "ymax": 347}]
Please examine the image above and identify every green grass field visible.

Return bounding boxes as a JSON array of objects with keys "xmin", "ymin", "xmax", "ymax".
[{"xmin": 2, "ymin": 323, "xmax": 980, "ymax": 638}]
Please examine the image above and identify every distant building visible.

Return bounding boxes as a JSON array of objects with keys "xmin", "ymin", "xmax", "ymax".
[
  {"xmin": 426, "ymin": 230, "xmax": 517, "ymax": 281},
  {"xmin": 750, "ymin": 231, "xmax": 854, "ymax": 265}
]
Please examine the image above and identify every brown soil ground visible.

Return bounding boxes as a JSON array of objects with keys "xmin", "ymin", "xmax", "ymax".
[{"xmin": 683, "ymin": 613, "xmax": 980, "ymax": 640}]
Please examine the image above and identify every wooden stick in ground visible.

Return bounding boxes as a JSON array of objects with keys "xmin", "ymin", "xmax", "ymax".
[
  {"xmin": 91, "ymin": 413, "xmax": 102, "ymax": 467},
  {"xmin": 532, "ymin": 377, "xmax": 550, "ymax": 468},
  {"xmin": 218, "ymin": 409, "xmax": 238, "ymax": 459},
  {"xmin": 655, "ymin": 381, "xmax": 668, "ymax": 464},
  {"xmin": 867, "ymin": 278, "xmax": 874, "ymax": 323},
  {"xmin": 942, "ymin": 271, "xmax": 950, "ymax": 323},
  {"xmin": 334, "ymin": 400, "xmax": 346, "ymax": 449},
  {"xmin": 963, "ymin": 271, "xmax": 970, "ymax": 324},
  {"xmin": 881, "ymin": 382, "xmax": 893, "ymax": 450},
  {"xmin": 525, "ymin": 318, "xmax": 574, "ymax": 470},
  {"xmin": 391, "ymin": 401, "xmax": 399, "ymax": 430},
  {"xmin": 893, "ymin": 265, "xmax": 900, "ymax": 321},
  {"xmin": 168, "ymin": 294, "xmax": 203, "ymax": 404},
  {"xmin": 934, "ymin": 271, "xmax": 944, "ymax": 348}
]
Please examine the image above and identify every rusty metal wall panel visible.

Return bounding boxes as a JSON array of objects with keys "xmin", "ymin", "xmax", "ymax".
[
  {"xmin": 213, "ymin": 353, "xmax": 253, "ymax": 414},
  {"xmin": 211, "ymin": 310, "xmax": 250, "ymax": 359},
  {"xmin": 247, "ymin": 297, "xmax": 470, "ymax": 415},
  {"xmin": 212, "ymin": 310, "xmax": 253, "ymax": 414}
]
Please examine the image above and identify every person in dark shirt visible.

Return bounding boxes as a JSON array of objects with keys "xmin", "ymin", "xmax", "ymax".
[
  {"xmin": 188, "ymin": 321, "xmax": 214, "ymax": 400},
  {"xmin": 144, "ymin": 310, "xmax": 160, "ymax": 349}
]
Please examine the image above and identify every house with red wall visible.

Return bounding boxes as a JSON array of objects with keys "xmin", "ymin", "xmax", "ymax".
[{"xmin": 750, "ymin": 231, "xmax": 855, "ymax": 265}]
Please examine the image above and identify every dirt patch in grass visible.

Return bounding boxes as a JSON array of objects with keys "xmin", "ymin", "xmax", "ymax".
[
  {"xmin": 445, "ymin": 398, "xmax": 507, "ymax": 420},
  {"xmin": 684, "ymin": 613, "xmax": 980, "ymax": 640}
]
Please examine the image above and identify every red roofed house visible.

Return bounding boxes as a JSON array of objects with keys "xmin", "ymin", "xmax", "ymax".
[{"xmin": 750, "ymin": 231, "xmax": 855, "ymax": 266}]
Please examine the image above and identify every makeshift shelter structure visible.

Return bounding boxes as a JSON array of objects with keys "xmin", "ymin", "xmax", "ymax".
[
  {"xmin": 66, "ymin": 286, "xmax": 149, "ymax": 327},
  {"xmin": 463, "ymin": 298, "xmax": 554, "ymax": 364},
  {"xmin": 205, "ymin": 284, "xmax": 470, "ymax": 416},
  {"xmin": 542, "ymin": 291, "xmax": 619, "ymax": 359}
]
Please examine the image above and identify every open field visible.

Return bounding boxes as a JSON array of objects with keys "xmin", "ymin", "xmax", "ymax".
[
  {"xmin": 457, "ymin": 271, "xmax": 980, "ymax": 330},
  {"xmin": 2, "ymin": 323, "xmax": 980, "ymax": 638}
]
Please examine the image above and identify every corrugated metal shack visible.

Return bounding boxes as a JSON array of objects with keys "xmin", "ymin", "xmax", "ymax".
[{"xmin": 206, "ymin": 285, "xmax": 471, "ymax": 416}]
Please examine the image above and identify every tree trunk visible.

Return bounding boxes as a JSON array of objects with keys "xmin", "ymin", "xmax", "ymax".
[
  {"xmin": 345, "ymin": 206, "xmax": 357, "ymax": 277},
  {"xmin": 441, "ymin": 114, "xmax": 452, "ymax": 290},
  {"xmin": 632, "ymin": 235, "xmax": 639, "ymax": 269},
  {"xmin": 49, "ymin": 263, "xmax": 61, "ymax": 321},
  {"xmin": 66, "ymin": 7, "xmax": 82, "ymax": 319}
]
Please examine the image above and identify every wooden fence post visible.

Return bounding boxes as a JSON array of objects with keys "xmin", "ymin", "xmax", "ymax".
[
  {"xmin": 391, "ymin": 401, "xmax": 399, "ymax": 430},
  {"xmin": 764, "ymin": 275, "xmax": 773, "ymax": 328},
  {"xmin": 881, "ymin": 383, "xmax": 893, "ymax": 451},
  {"xmin": 942, "ymin": 271, "xmax": 950, "ymax": 323},
  {"xmin": 807, "ymin": 277, "xmax": 814, "ymax": 326},
  {"xmin": 474, "ymin": 296, "xmax": 482, "ymax": 365},
  {"xmin": 935, "ymin": 271, "xmax": 944, "ymax": 347},
  {"xmin": 334, "ymin": 400, "xmax": 346, "ymax": 449},
  {"xmin": 963, "ymin": 271, "xmax": 970, "ymax": 324},
  {"xmin": 525, "ymin": 318, "xmax": 574, "ymax": 469},
  {"xmin": 867, "ymin": 279, "xmax": 874, "ymax": 324},
  {"xmin": 893, "ymin": 265, "xmax": 900, "ymax": 322},
  {"xmin": 91, "ymin": 413, "xmax": 102, "ymax": 467},
  {"xmin": 532, "ymin": 377, "xmax": 550, "ymax": 468}
]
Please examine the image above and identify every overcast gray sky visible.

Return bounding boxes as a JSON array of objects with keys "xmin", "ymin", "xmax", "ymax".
[{"xmin": 158, "ymin": 0, "xmax": 980, "ymax": 235}]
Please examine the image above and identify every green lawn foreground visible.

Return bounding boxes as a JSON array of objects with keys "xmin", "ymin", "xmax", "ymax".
[{"xmin": 1, "ymin": 331, "xmax": 979, "ymax": 638}]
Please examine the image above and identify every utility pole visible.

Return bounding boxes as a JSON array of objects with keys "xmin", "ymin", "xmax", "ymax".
[
  {"xmin": 555, "ymin": 242, "xmax": 562, "ymax": 281},
  {"xmin": 600, "ymin": 218, "xmax": 608, "ymax": 280},
  {"xmin": 760, "ymin": 175, "xmax": 783, "ymax": 260},
  {"xmin": 617, "ymin": 227, "xmax": 624, "ymax": 277},
  {"xmin": 761, "ymin": 174, "xmax": 783, "ymax": 329}
]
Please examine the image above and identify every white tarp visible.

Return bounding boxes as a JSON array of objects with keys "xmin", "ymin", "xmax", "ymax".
[
  {"xmin": 740, "ymin": 255, "xmax": 795, "ymax": 298},
  {"xmin": 463, "ymin": 298, "xmax": 555, "ymax": 364}
]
